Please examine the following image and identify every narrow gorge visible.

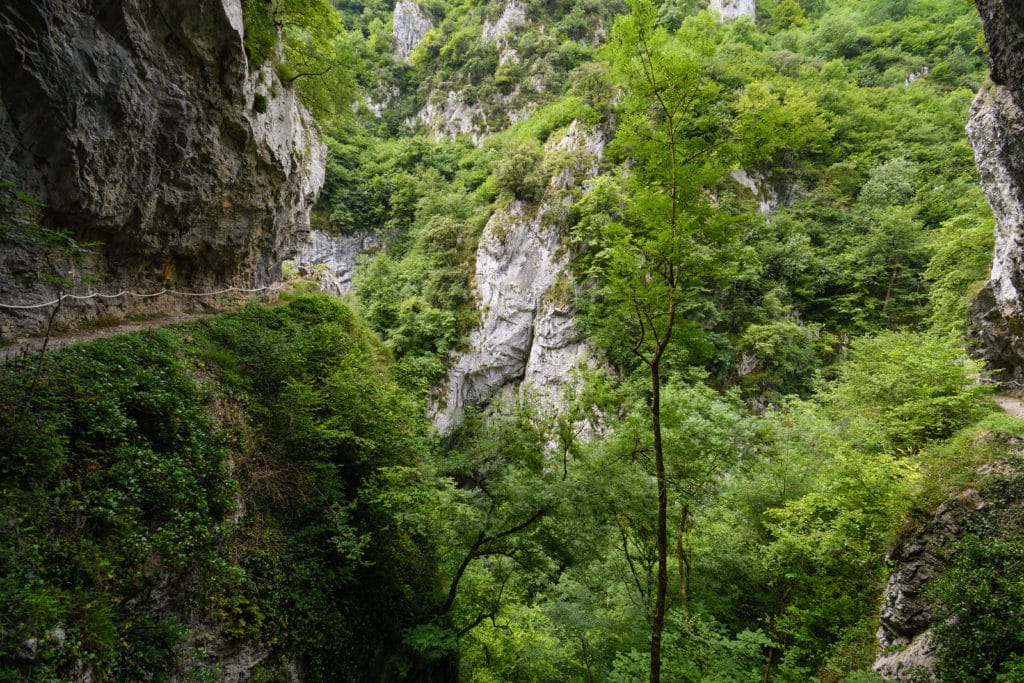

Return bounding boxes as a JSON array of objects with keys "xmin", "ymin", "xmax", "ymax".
[{"xmin": 4, "ymin": 0, "xmax": 1024, "ymax": 681}]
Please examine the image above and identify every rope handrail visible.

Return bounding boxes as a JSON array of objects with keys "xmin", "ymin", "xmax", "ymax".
[{"xmin": 0, "ymin": 282, "xmax": 286, "ymax": 310}]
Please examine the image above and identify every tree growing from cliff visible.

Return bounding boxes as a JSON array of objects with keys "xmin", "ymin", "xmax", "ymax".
[{"xmin": 243, "ymin": 0, "xmax": 355, "ymax": 121}]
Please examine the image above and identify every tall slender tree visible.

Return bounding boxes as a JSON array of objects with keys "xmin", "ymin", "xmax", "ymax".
[{"xmin": 597, "ymin": 6, "xmax": 735, "ymax": 680}]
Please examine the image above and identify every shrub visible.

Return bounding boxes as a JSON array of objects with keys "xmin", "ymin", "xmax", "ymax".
[
  {"xmin": 823, "ymin": 331, "xmax": 995, "ymax": 453},
  {"xmin": 494, "ymin": 139, "xmax": 547, "ymax": 203}
]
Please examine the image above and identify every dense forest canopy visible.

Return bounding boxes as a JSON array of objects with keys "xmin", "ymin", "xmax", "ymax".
[{"xmin": 5, "ymin": 0, "xmax": 1024, "ymax": 681}]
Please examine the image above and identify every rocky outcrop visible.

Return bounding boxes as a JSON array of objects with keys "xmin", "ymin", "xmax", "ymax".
[
  {"xmin": 729, "ymin": 169, "xmax": 782, "ymax": 220},
  {"xmin": 393, "ymin": 0, "xmax": 433, "ymax": 60},
  {"xmin": 0, "ymin": 0, "xmax": 325, "ymax": 340},
  {"xmin": 415, "ymin": 90, "xmax": 488, "ymax": 143},
  {"xmin": 968, "ymin": 82, "xmax": 1024, "ymax": 381},
  {"xmin": 482, "ymin": 0, "xmax": 527, "ymax": 42},
  {"xmin": 710, "ymin": 0, "xmax": 756, "ymax": 22},
  {"xmin": 431, "ymin": 121, "xmax": 603, "ymax": 431},
  {"xmin": 975, "ymin": 0, "xmax": 1024, "ymax": 100},
  {"xmin": 969, "ymin": 0, "xmax": 1024, "ymax": 380},
  {"xmin": 290, "ymin": 229, "xmax": 381, "ymax": 296},
  {"xmin": 413, "ymin": 88, "xmax": 536, "ymax": 143},
  {"xmin": 874, "ymin": 489, "xmax": 987, "ymax": 681}
]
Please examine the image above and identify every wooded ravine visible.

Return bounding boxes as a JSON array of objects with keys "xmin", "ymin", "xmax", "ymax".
[{"xmin": 3, "ymin": 0, "xmax": 1024, "ymax": 681}]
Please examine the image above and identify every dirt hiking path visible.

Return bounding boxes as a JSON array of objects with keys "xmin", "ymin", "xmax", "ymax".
[
  {"xmin": 0, "ymin": 312, "xmax": 222, "ymax": 362},
  {"xmin": 995, "ymin": 394, "xmax": 1024, "ymax": 418}
]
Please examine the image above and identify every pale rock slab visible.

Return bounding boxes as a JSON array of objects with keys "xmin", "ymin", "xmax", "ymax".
[
  {"xmin": 291, "ymin": 230, "xmax": 382, "ymax": 296},
  {"xmin": 431, "ymin": 121, "xmax": 604, "ymax": 431},
  {"xmin": 393, "ymin": 0, "xmax": 433, "ymax": 60},
  {"xmin": 710, "ymin": 0, "xmax": 756, "ymax": 22},
  {"xmin": 731, "ymin": 169, "xmax": 779, "ymax": 220},
  {"xmin": 415, "ymin": 90, "xmax": 488, "ymax": 143},
  {"xmin": 483, "ymin": 0, "xmax": 527, "ymax": 42}
]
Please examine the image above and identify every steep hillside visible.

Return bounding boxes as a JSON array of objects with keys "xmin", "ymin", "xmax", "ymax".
[
  {"xmin": 0, "ymin": 296, "xmax": 446, "ymax": 681},
  {"xmin": 315, "ymin": 0, "xmax": 993, "ymax": 424}
]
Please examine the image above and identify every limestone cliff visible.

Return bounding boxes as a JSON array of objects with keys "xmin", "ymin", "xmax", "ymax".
[
  {"xmin": 290, "ymin": 229, "xmax": 381, "ymax": 296},
  {"xmin": 0, "ymin": 0, "xmax": 325, "ymax": 339},
  {"xmin": 710, "ymin": 0, "xmax": 756, "ymax": 22},
  {"xmin": 968, "ymin": 0, "xmax": 1024, "ymax": 381},
  {"xmin": 431, "ymin": 121, "xmax": 603, "ymax": 431},
  {"xmin": 482, "ymin": 0, "xmax": 527, "ymax": 42},
  {"xmin": 873, "ymin": 489, "xmax": 987, "ymax": 681},
  {"xmin": 393, "ymin": 0, "xmax": 433, "ymax": 60}
]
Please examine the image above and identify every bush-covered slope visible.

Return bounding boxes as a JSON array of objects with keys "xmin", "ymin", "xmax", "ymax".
[{"xmin": 0, "ymin": 296, "xmax": 444, "ymax": 681}]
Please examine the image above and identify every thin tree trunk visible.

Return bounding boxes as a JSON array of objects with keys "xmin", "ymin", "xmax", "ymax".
[
  {"xmin": 677, "ymin": 505, "xmax": 690, "ymax": 612},
  {"xmin": 649, "ymin": 360, "xmax": 668, "ymax": 683}
]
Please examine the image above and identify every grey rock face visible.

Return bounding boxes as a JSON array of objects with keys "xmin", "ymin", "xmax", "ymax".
[
  {"xmin": 0, "ymin": 0, "xmax": 325, "ymax": 339},
  {"xmin": 710, "ymin": 0, "xmax": 756, "ymax": 22},
  {"xmin": 393, "ymin": 0, "xmax": 433, "ymax": 60},
  {"xmin": 969, "ymin": 82, "xmax": 1024, "ymax": 381},
  {"xmin": 431, "ymin": 121, "xmax": 603, "ymax": 431},
  {"xmin": 969, "ymin": 0, "xmax": 1024, "ymax": 379},
  {"xmin": 482, "ymin": 0, "xmax": 527, "ymax": 42},
  {"xmin": 415, "ymin": 90, "xmax": 488, "ymax": 143},
  {"xmin": 291, "ymin": 229, "xmax": 381, "ymax": 296},
  {"xmin": 874, "ymin": 489, "xmax": 987, "ymax": 681},
  {"xmin": 975, "ymin": 0, "xmax": 1024, "ymax": 101},
  {"xmin": 732, "ymin": 169, "xmax": 782, "ymax": 220}
]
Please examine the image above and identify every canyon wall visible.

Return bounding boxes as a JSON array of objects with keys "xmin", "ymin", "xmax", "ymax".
[
  {"xmin": 0, "ymin": 0, "xmax": 325, "ymax": 339},
  {"xmin": 968, "ymin": 0, "xmax": 1024, "ymax": 382}
]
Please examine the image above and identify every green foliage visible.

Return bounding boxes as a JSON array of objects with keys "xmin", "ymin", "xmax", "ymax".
[
  {"xmin": 929, "ymin": 466, "xmax": 1024, "ymax": 682},
  {"xmin": 737, "ymin": 320, "xmax": 830, "ymax": 400},
  {"xmin": 858, "ymin": 157, "xmax": 918, "ymax": 208},
  {"xmin": 823, "ymin": 331, "xmax": 994, "ymax": 453},
  {"xmin": 243, "ymin": 0, "xmax": 356, "ymax": 121},
  {"xmin": 494, "ymin": 138, "xmax": 547, "ymax": 202},
  {"xmin": 0, "ymin": 333, "xmax": 231, "ymax": 679},
  {"xmin": 926, "ymin": 210, "xmax": 994, "ymax": 336},
  {"xmin": 8, "ymin": 0, "xmax": 1001, "ymax": 679},
  {"xmin": 761, "ymin": 0, "xmax": 808, "ymax": 29},
  {"xmin": 0, "ymin": 182, "xmax": 101, "ymax": 295},
  {"xmin": 0, "ymin": 297, "xmax": 443, "ymax": 680}
]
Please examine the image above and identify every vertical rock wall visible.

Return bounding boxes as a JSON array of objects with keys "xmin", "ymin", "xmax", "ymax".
[
  {"xmin": 290, "ymin": 229, "xmax": 381, "ymax": 296},
  {"xmin": 0, "ymin": 0, "xmax": 326, "ymax": 338},
  {"xmin": 430, "ymin": 121, "xmax": 603, "ymax": 431},
  {"xmin": 710, "ymin": 0, "xmax": 756, "ymax": 22},
  {"xmin": 969, "ymin": 0, "xmax": 1024, "ymax": 381},
  {"xmin": 393, "ymin": 0, "xmax": 433, "ymax": 60},
  {"xmin": 873, "ymin": 490, "xmax": 987, "ymax": 680}
]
